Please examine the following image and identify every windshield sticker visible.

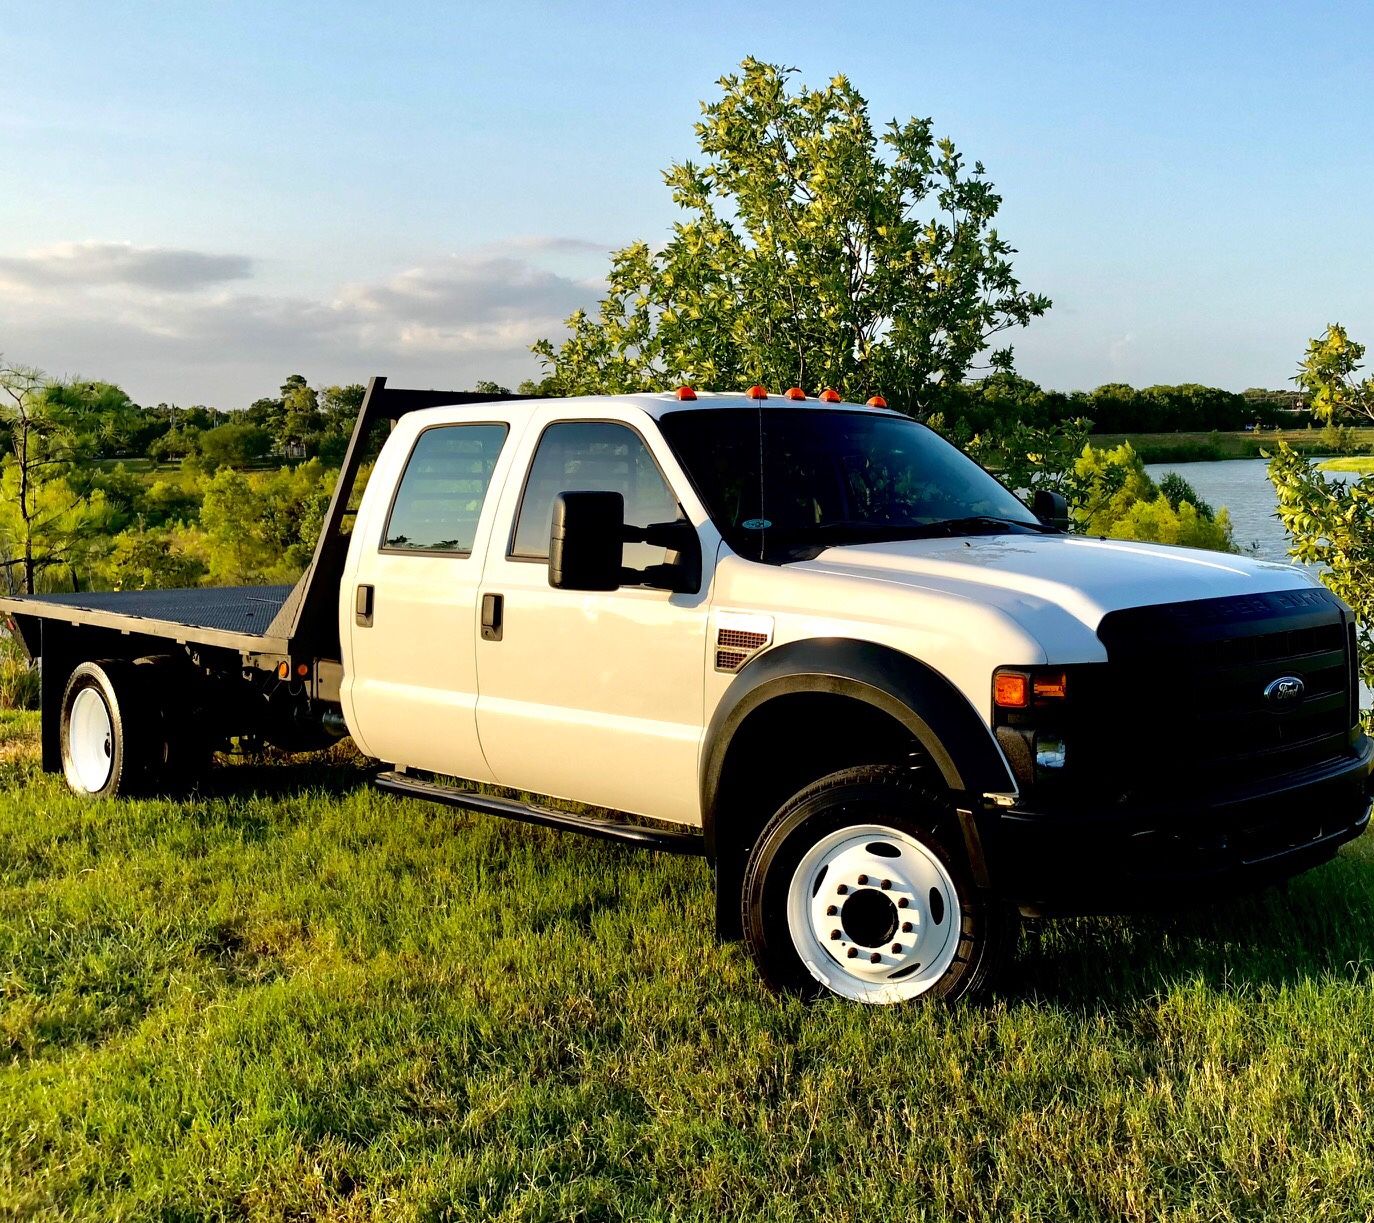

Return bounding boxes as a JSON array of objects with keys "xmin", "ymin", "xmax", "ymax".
[{"xmin": 741, "ymin": 518, "xmax": 772, "ymax": 530}]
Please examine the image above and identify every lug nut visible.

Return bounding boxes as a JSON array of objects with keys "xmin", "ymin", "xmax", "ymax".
[
  {"xmin": 897, "ymin": 897, "xmax": 909, "ymax": 909},
  {"xmin": 881, "ymin": 879, "xmax": 891, "ymax": 891},
  {"xmin": 825, "ymin": 904, "xmax": 838, "ymax": 916},
  {"xmin": 857, "ymin": 873, "xmax": 869, "ymax": 885},
  {"xmin": 830, "ymin": 929, "xmax": 842, "ymax": 940},
  {"xmin": 901, "ymin": 921, "xmax": 913, "ymax": 933},
  {"xmin": 870, "ymin": 952, "xmax": 881, "ymax": 963},
  {"xmin": 836, "ymin": 884, "xmax": 848, "ymax": 895},
  {"xmin": 847, "ymin": 947, "xmax": 858, "ymax": 959},
  {"xmin": 892, "ymin": 943, "xmax": 902, "ymax": 954}
]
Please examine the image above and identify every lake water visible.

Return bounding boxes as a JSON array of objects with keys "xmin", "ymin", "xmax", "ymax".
[
  {"xmin": 1143, "ymin": 457, "xmax": 1361, "ymax": 564},
  {"xmin": 1143, "ymin": 457, "xmax": 1369, "ymax": 709}
]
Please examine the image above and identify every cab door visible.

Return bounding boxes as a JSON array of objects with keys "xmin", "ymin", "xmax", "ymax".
[
  {"xmin": 344, "ymin": 417, "xmax": 513, "ymax": 779},
  {"xmin": 474, "ymin": 410, "xmax": 716, "ymax": 825}
]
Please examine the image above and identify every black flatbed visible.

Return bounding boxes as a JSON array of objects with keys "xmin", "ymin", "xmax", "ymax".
[{"xmin": 0, "ymin": 584, "xmax": 299, "ymax": 654}]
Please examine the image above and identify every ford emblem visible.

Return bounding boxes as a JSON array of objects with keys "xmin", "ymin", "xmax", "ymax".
[{"xmin": 1263, "ymin": 675, "xmax": 1306, "ymax": 706}]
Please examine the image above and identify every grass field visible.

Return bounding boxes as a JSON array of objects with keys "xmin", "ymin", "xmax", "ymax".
[
  {"xmin": 4, "ymin": 710, "xmax": 1374, "ymax": 1220},
  {"xmin": 1318, "ymin": 456, "xmax": 1374, "ymax": 474}
]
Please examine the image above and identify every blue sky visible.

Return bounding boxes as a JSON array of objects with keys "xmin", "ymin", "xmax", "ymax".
[{"xmin": 2, "ymin": 0, "xmax": 1371, "ymax": 407}]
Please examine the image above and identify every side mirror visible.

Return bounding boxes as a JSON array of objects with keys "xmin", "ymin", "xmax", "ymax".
[
  {"xmin": 549, "ymin": 491, "xmax": 625, "ymax": 590},
  {"xmin": 1032, "ymin": 489, "xmax": 1070, "ymax": 531}
]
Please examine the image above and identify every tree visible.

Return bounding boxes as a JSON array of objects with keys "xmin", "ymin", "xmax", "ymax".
[
  {"xmin": 1269, "ymin": 324, "xmax": 1374, "ymax": 726},
  {"xmin": 533, "ymin": 58, "xmax": 1049, "ymax": 411},
  {"xmin": 280, "ymin": 373, "xmax": 319, "ymax": 450},
  {"xmin": 316, "ymin": 383, "xmax": 366, "ymax": 463},
  {"xmin": 1072, "ymin": 443, "xmax": 1234, "ymax": 551},
  {"xmin": 188, "ymin": 462, "xmax": 336, "ymax": 585},
  {"xmin": 197, "ymin": 422, "xmax": 273, "ymax": 468},
  {"xmin": 0, "ymin": 361, "xmax": 112, "ymax": 592},
  {"xmin": 41, "ymin": 380, "xmax": 149, "ymax": 458},
  {"xmin": 1296, "ymin": 324, "xmax": 1374, "ymax": 425}
]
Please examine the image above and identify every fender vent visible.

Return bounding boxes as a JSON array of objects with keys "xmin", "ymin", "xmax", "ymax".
[
  {"xmin": 719, "ymin": 629, "xmax": 768, "ymax": 651},
  {"xmin": 714, "ymin": 615, "xmax": 773, "ymax": 673},
  {"xmin": 715, "ymin": 648, "xmax": 751, "ymax": 672}
]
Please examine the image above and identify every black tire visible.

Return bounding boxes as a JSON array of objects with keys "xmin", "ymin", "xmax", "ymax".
[
  {"xmin": 59, "ymin": 660, "xmax": 155, "ymax": 797},
  {"xmin": 740, "ymin": 765, "xmax": 1013, "ymax": 1004},
  {"xmin": 133, "ymin": 656, "xmax": 213, "ymax": 788}
]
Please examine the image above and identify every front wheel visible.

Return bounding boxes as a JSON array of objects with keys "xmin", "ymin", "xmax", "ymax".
[{"xmin": 741, "ymin": 765, "xmax": 1012, "ymax": 1004}]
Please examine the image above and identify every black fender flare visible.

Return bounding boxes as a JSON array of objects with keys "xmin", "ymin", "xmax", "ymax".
[{"xmin": 700, "ymin": 638, "xmax": 1016, "ymax": 862}]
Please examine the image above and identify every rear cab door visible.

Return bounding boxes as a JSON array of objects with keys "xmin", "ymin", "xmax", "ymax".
[{"xmin": 341, "ymin": 405, "xmax": 524, "ymax": 778}]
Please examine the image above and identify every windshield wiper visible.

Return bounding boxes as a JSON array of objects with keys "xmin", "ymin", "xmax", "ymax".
[{"xmin": 925, "ymin": 515, "xmax": 1057, "ymax": 536}]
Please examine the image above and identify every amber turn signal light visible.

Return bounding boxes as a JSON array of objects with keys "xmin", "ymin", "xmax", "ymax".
[{"xmin": 994, "ymin": 673, "xmax": 1029, "ymax": 708}]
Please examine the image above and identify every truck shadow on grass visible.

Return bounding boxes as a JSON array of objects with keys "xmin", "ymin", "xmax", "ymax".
[
  {"xmin": 1006, "ymin": 849, "xmax": 1374, "ymax": 1006},
  {"xmin": 198, "ymin": 745, "xmax": 376, "ymax": 798},
  {"xmin": 196, "ymin": 752, "xmax": 1374, "ymax": 1007}
]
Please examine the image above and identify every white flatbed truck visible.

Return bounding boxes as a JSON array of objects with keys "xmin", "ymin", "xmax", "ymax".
[{"xmin": 4, "ymin": 379, "xmax": 1369, "ymax": 1003}]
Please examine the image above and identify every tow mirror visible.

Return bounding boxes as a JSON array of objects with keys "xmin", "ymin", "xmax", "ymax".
[
  {"xmin": 1032, "ymin": 489, "xmax": 1070, "ymax": 531},
  {"xmin": 549, "ymin": 491, "xmax": 625, "ymax": 591}
]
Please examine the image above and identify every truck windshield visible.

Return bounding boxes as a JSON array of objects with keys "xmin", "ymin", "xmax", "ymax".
[{"xmin": 658, "ymin": 407, "xmax": 1044, "ymax": 562}]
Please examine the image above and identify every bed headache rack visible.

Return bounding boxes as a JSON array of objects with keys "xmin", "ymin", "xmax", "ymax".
[{"xmin": 269, "ymin": 376, "xmax": 522, "ymax": 659}]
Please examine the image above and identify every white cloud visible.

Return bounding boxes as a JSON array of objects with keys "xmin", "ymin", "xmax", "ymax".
[
  {"xmin": 0, "ymin": 237, "xmax": 608, "ymax": 405},
  {"xmin": 0, "ymin": 241, "xmax": 253, "ymax": 293}
]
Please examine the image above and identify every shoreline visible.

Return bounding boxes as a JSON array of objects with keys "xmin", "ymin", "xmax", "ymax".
[{"xmin": 1101, "ymin": 427, "xmax": 1374, "ymax": 465}]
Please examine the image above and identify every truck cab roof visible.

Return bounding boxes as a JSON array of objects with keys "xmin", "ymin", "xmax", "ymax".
[{"xmin": 408, "ymin": 389, "xmax": 900, "ymax": 424}]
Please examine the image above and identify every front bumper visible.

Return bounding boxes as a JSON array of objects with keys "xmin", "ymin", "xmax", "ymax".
[{"xmin": 992, "ymin": 734, "xmax": 1374, "ymax": 915}]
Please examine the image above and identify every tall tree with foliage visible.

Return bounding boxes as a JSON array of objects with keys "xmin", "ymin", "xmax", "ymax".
[
  {"xmin": 533, "ymin": 58, "xmax": 1049, "ymax": 410},
  {"xmin": 0, "ymin": 361, "xmax": 115, "ymax": 593},
  {"xmin": 1269, "ymin": 323, "xmax": 1374, "ymax": 725}
]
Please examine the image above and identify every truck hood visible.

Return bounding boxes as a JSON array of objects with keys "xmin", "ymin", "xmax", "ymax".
[{"xmin": 795, "ymin": 533, "xmax": 1317, "ymax": 633}]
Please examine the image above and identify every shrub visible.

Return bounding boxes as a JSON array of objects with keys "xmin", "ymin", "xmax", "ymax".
[
  {"xmin": 1072, "ymin": 443, "xmax": 1235, "ymax": 552},
  {"xmin": 1269, "ymin": 443, "xmax": 1374, "ymax": 729},
  {"xmin": 0, "ymin": 633, "xmax": 39, "ymax": 710}
]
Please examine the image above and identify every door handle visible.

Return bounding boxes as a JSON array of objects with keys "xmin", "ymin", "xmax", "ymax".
[
  {"xmin": 355, "ymin": 584, "xmax": 374, "ymax": 627},
  {"xmin": 481, "ymin": 592, "xmax": 504, "ymax": 641}
]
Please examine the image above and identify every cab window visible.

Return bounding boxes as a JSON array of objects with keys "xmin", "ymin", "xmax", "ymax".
[
  {"xmin": 511, "ymin": 421, "xmax": 680, "ymax": 569},
  {"xmin": 382, "ymin": 423, "xmax": 509, "ymax": 554}
]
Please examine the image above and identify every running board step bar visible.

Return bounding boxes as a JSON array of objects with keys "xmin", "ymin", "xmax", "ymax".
[{"xmin": 374, "ymin": 770, "xmax": 706, "ymax": 855}]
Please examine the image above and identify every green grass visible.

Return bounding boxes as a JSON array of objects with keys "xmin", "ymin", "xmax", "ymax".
[
  {"xmin": 4, "ymin": 713, "xmax": 1374, "ymax": 1220},
  {"xmin": 1317, "ymin": 456, "xmax": 1374, "ymax": 474}
]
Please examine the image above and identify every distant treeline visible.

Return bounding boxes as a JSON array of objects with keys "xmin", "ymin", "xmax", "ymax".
[
  {"xmin": 0, "ymin": 373, "xmax": 1312, "ymax": 469},
  {"xmin": 929, "ymin": 376, "xmax": 1309, "ymax": 438}
]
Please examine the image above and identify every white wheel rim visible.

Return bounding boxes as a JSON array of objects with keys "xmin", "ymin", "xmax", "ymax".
[
  {"xmin": 67, "ymin": 686, "xmax": 114, "ymax": 793},
  {"xmin": 787, "ymin": 822, "xmax": 962, "ymax": 1003}
]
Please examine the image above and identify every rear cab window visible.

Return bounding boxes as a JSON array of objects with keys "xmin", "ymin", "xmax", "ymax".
[{"xmin": 382, "ymin": 423, "xmax": 509, "ymax": 555}]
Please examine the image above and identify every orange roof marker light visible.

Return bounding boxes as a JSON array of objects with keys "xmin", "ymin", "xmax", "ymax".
[
  {"xmin": 783, "ymin": 387, "xmax": 807, "ymax": 400},
  {"xmin": 675, "ymin": 385, "xmax": 697, "ymax": 401},
  {"xmin": 818, "ymin": 388, "xmax": 842, "ymax": 403},
  {"xmin": 746, "ymin": 384, "xmax": 769, "ymax": 400},
  {"xmin": 866, "ymin": 395, "xmax": 889, "ymax": 408}
]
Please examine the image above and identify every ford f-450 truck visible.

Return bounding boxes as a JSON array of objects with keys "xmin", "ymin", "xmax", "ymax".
[{"xmin": 3, "ymin": 380, "xmax": 1370, "ymax": 1004}]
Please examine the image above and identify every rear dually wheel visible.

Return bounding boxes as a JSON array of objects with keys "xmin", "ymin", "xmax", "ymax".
[{"xmin": 60, "ymin": 660, "xmax": 149, "ymax": 797}]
